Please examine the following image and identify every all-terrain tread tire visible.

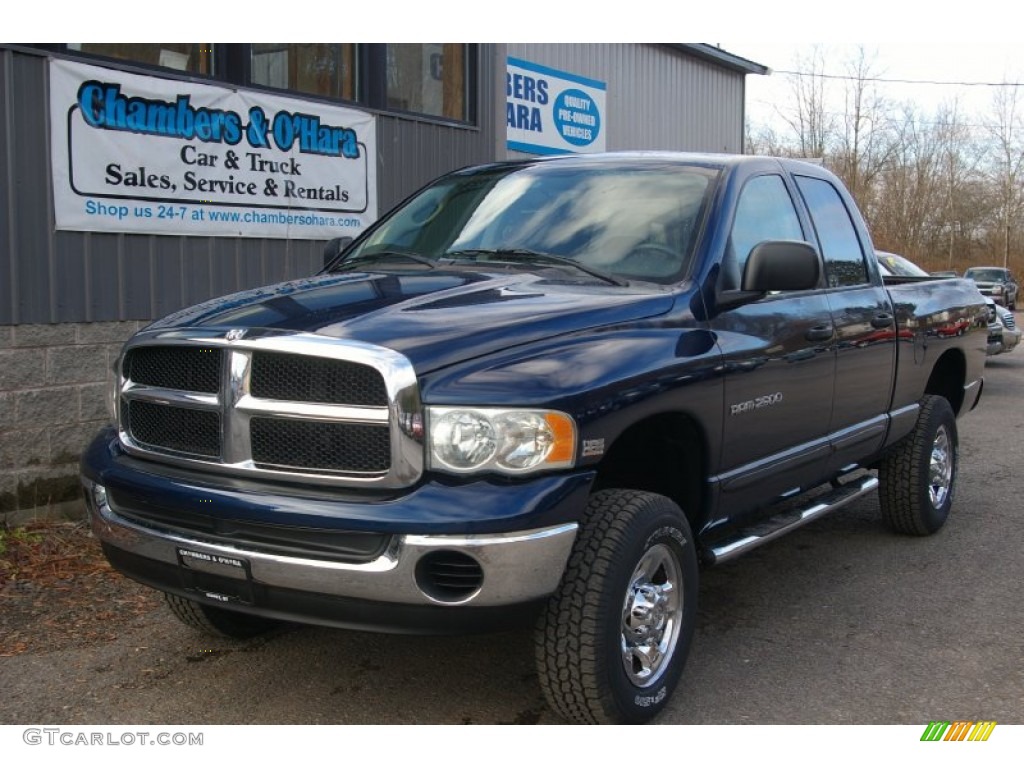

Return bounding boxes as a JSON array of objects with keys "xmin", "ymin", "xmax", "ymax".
[
  {"xmin": 878, "ymin": 394, "xmax": 957, "ymax": 536},
  {"xmin": 164, "ymin": 593, "xmax": 280, "ymax": 639},
  {"xmin": 534, "ymin": 489, "xmax": 698, "ymax": 724}
]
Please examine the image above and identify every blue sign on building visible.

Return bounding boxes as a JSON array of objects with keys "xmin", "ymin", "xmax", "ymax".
[{"xmin": 506, "ymin": 57, "xmax": 606, "ymax": 155}]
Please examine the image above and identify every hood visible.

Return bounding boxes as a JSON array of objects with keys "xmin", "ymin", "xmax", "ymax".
[{"xmin": 144, "ymin": 269, "xmax": 676, "ymax": 372}]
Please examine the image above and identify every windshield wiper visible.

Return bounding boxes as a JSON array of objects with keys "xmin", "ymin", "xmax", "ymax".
[
  {"xmin": 334, "ymin": 249, "xmax": 437, "ymax": 271},
  {"xmin": 443, "ymin": 248, "xmax": 627, "ymax": 286}
]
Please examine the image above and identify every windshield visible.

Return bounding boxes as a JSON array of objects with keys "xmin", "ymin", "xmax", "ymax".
[
  {"xmin": 965, "ymin": 268, "xmax": 1007, "ymax": 283},
  {"xmin": 877, "ymin": 251, "xmax": 929, "ymax": 277},
  {"xmin": 340, "ymin": 160, "xmax": 719, "ymax": 283}
]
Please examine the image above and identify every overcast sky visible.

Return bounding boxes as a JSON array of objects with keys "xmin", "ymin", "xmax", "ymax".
[
  {"xmin": 18, "ymin": 1, "xmax": 1024, "ymax": 138},
  {"xmin": 727, "ymin": 41, "xmax": 1024, "ymax": 134},
  {"xmin": 21, "ymin": 0, "xmax": 1016, "ymax": 44}
]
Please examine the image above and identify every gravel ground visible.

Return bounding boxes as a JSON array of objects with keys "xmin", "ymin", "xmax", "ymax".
[{"xmin": 1, "ymin": 520, "xmax": 161, "ymax": 660}]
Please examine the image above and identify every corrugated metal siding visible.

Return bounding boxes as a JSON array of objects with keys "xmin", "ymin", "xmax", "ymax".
[
  {"xmin": 0, "ymin": 46, "xmax": 500, "ymax": 325},
  {"xmin": 4, "ymin": 50, "xmax": 57, "ymax": 325},
  {"xmin": 1, "ymin": 50, "xmax": 14, "ymax": 325},
  {"xmin": 506, "ymin": 43, "xmax": 749, "ymax": 156}
]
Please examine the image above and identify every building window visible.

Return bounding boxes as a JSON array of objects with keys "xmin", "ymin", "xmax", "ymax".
[
  {"xmin": 385, "ymin": 44, "xmax": 467, "ymax": 121},
  {"xmin": 68, "ymin": 44, "xmax": 213, "ymax": 75},
  {"xmin": 57, "ymin": 43, "xmax": 476, "ymax": 126},
  {"xmin": 250, "ymin": 44, "xmax": 358, "ymax": 101}
]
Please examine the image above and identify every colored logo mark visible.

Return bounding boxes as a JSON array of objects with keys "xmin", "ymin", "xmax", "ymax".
[
  {"xmin": 553, "ymin": 89, "xmax": 600, "ymax": 147},
  {"xmin": 920, "ymin": 721, "xmax": 997, "ymax": 741}
]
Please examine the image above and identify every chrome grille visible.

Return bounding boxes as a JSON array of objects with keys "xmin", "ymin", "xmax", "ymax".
[
  {"xmin": 123, "ymin": 347, "xmax": 222, "ymax": 393},
  {"xmin": 1003, "ymin": 313, "xmax": 1016, "ymax": 330},
  {"xmin": 251, "ymin": 418, "xmax": 390, "ymax": 473},
  {"xmin": 127, "ymin": 400, "xmax": 221, "ymax": 458},
  {"xmin": 116, "ymin": 333, "xmax": 423, "ymax": 488},
  {"xmin": 250, "ymin": 351, "xmax": 387, "ymax": 406}
]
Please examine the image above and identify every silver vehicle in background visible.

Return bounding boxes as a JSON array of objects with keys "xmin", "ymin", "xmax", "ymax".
[
  {"xmin": 965, "ymin": 266, "xmax": 1019, "ymax": 310},
  {"xmin": 986, "ymin": 297, "xmax": 1020, "ymax": 356}
]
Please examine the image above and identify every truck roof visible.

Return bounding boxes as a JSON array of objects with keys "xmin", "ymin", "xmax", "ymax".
[{"xmin": 457, "ymin": 151, "xmax": 833, "ymax": 178}]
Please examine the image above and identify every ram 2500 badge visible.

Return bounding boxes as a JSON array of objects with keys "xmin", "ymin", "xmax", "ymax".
[{"xmin": 81, "ymin": 153, "xmax": 987, "ymax": 724}]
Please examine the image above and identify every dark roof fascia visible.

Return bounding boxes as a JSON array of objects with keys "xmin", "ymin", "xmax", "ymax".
[{"xmin": 666, "ymin": 43, "xmax": 770, "ymax": 76}]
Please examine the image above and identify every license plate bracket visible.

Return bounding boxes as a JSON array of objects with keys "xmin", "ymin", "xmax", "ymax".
[{"xmin": 176, "ymin": 547, "xmax": 254, "ymax": 605}]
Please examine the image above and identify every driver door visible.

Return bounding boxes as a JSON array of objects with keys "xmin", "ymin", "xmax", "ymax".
[{"xmin": 709, "ymin": 173, "xmax": 836, "ymax": 518}]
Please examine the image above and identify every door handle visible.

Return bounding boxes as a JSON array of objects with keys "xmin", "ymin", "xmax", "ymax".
[
  {"xmin": 871, "ymin": 313, "xmax": 895, "ymax": 328},
  {"xmin": 805, "ymin": 324, "xmax": 834, "ymax": 341}
]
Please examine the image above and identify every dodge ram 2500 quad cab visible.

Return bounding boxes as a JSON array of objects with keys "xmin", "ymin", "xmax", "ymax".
[{"xmin": 81, "ymin": 153, "xmax": 987, "ymax": 724}]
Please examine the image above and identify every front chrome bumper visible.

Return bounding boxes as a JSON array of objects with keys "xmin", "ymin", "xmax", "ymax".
[
  {"xmin": 84, "ymin": 478, "xmax": 577, "ymax": 609},
  {"xmin": 1001, "ymin": 327, "xmax": 1021, "ymax": 354}
]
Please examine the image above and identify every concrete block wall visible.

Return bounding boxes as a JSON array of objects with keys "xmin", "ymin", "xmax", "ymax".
[{"xmin": 0, "ymin": 321, "xmax": 141, "ymax": 524}]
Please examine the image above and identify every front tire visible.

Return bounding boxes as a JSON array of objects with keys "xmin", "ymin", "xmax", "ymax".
[
  {"xmin": 534, "ymin": 489, "xmax": 698, "ymax": 724},
  {"xmin": 164, "ymin": 593, "xmax": 282, "ymax": 639},
  {"xmin": 879, "ymin": 395, "xmax": 958, "ymax": 535}
]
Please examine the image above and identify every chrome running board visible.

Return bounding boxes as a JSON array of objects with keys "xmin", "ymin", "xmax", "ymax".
[{"xmin": 704, "ymin": 473, "xmax": 879, "ymax": 565}]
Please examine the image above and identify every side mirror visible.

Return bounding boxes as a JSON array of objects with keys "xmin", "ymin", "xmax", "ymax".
[
  {"xmin": 714, "ymin": 240, "xmax": 821, "ymax": 312},
  {"xmin": 323, "ymin": 236, "xmax": 353, "ymax": 267},
  {"xmin": 742, "ymin": 240, "xmax": 821, "ymax": 292}
]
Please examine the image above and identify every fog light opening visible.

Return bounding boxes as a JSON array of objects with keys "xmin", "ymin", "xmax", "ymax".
[{"xmin": 415, "ymin": 550, "xmax": 484, "ymax": 604}]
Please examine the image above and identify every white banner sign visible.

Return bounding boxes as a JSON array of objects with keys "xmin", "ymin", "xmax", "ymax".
[
  {"xmin": 506, "ymin": 57, "xmax": 606, "ymax": 156},
  {"xmin": 50, "ymin": 59, "xmax": 377, "ymax": 240}
]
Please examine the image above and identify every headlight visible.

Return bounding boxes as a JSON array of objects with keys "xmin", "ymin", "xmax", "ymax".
[
  {"xmin": 992, "ymin": 284, "xmax": 1003, "ymax": 294},
  {"xmin": 428, "ymin": 407, "xmax": 576, "ymax": 475}
]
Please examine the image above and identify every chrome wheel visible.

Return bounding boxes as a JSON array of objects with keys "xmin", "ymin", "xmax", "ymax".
[
  {"xmin": 536, "ymin": 489, "xmax": 698, "ymax": 723},
  {"xmin": 879, "ymin": 395, "xmax": 958, "ymax": 536},
  {"xmin": 620, "ymin": 543, "xmax": 684, "ymax": 687},
  {"xmin": 929, "ymin": 425, "xmax": 953, "ymax": 509}
]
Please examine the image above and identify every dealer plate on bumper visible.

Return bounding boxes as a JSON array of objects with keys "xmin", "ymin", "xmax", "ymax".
[{"xmin": 176, "ymin": 547, "xmax": 254, "ymax": 604}]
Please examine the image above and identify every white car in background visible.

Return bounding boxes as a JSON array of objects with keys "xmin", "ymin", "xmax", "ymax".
[
  {"xmin": 876, "ymin": 251, "xmax": 931, "ymax": 278},
  {"xmin": 987, "ymin": 297, "xmax": 1020, "ymax": 356}
]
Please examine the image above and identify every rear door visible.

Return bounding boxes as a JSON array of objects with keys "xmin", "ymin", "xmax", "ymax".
[{"xmin": 793, "ymin": 173, "xmax": 896, "ymax": 474}]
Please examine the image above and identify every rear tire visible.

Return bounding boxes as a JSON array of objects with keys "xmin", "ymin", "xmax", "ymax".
[
  {"xmin": 164, "ymin": 593, "xmax": 281, "ymax": 639},
  {"xmin": 879, "ymin": 395, "xmax": 958, "ymax": 535},
  {"xmin": 534, "ymin": 489, "xmax": 698, "ymax": 724}
]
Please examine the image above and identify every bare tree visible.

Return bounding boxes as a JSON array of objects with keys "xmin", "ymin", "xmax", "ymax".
[
  {"xmin": 745, "ymin": 123, "xmax": 790, "ymax": 157},
  {"xmin": 930, "ymin": 102, "xmax": 987, "ymax": 271},
  {"xmin": 984, "ymin": 83, "xmax": 1024, "ymax": 269},
  {"xmin": 741, "ymin": 45, "xmax": 1024, "ymax": 273},
  {"xmin": 869, "ymin": 104, "xmax": 948, "ymax": 264},
  {"xmin": 831, "ymin": 46, "xmax": 897, "ymax": 210},
  {"xmin": 779, "ymin": 45, "xmax": 833, "ymax": 160}
]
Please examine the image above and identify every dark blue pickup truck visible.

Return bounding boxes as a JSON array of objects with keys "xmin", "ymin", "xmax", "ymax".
[{"xmin": 81, "ymin": 153, "xmax": 987, "ymax": 724}]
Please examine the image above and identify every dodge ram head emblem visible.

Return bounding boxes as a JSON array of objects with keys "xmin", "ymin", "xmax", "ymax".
[{"xmin": 225, "ymin": 329, "xmax": 246, "ymax": 342}]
